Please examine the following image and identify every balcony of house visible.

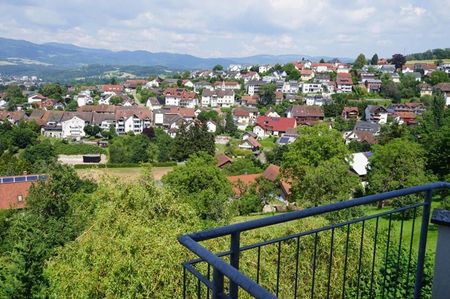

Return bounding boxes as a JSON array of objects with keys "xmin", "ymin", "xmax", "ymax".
[{"xmin": 179, "ymin": 182, "xmax": 450, "ymax": 299}]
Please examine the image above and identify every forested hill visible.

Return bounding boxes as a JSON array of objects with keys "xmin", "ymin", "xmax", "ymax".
[{"xmin": 406, "ymin": 48, "xmax": 450, "ymax": 61}]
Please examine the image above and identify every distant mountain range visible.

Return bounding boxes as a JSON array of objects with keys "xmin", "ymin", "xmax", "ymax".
[{"xmin": 0, "ymin": 37, "xmax": 352, "ymax": 70}]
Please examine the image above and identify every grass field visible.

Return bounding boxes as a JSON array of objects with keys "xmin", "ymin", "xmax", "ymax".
[
  {"xmin": 259, "ymin": 136, "xmax": 277, "ymax": 150},
  {"xmin": 231, "ymin": 196, "xmax": 443, "ymax": 254},
  {"xmin": 77, "ymin": 166, "xmax": 173, "ymax": 182}
]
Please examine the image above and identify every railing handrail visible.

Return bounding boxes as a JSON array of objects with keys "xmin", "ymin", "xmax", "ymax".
[
  {"xmin": 179, "ymin": 182, "xmax": 450, "ymax": 298},
  {"xmin": 187, "ymin": 182, "xmax": 450, "ymax": 242}
]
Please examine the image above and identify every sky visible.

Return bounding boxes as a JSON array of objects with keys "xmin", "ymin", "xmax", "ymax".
[{"xmin": 0, "ymin": 0, "xmax": 449, "ymax": 59}]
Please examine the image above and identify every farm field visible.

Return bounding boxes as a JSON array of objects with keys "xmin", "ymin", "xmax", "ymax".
[
  {"xmin": 406, "ymin": 58, "xmax": 450, "ymax": 64},
  {"xmin": 77, "ymin": 166, "xmax": 174, "ymax": 182}
]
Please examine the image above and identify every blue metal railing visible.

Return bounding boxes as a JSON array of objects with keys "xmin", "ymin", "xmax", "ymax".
[{"xmin": 179, "ymin": 182, "xmax": 450, "ymax": 299}]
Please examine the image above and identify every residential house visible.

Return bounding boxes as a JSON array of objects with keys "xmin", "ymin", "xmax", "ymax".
[
  {"xmin": 182, "ymin": 80, "xmax": 194, "ymax": 89},
  {"xmin": 124, "ymin": 79, "xmax": 148, "ymax": 92},
  {"xmin": 239, "ymin": 136, "xmax": 261, "ymax": 151},
  {"xmin": 282, "ymin": 81, "xmax": 300, "ymax": 94},
  {"xmin": 387, "ymin": 103, "xmax": 426, "ymax": 115},
  {"xmin": 365, "ymin": 105, "xmax": 388, "ymax": 124},
  {"xmin": 336, "ymin": 73, "xmax": 353, "ymax": 93},
  {"xmin": 213, "ymin": 81, "xmax": 241, "ymax": 91},
  {"xmin": 145, "ymin": 77, "xmax": 163, "ymax": 88},
  {"xmin": 206, "ymin": 120, "xmax": 217, "ymax": 133},
  {"xmin": 76, "ymin": 91, "xmax": 93, "ymax": 107},
  {"xmin": 275, "ymin": 91, "xmax": 284, "ymax": 105},
  {"xmin": 92, "ymin": 112, "xmax": 116, "ymax": 131},
  {"xmin": 391, "ymin": 73, "xmax": 401, "ymax": 83},
  {"xmin": 216, "ymin": 153, "xmax": 232, "ymax": 169},
  {"xmin": 312, "ymin": 63, "xmax": 336, "ymax": 73},
  {"xmin": 276, "ymin": 129, "xmax": 299, "ymax": 146},
  {"xmin": 349, "ymin": 152, "xmax": 372, "ymax": 177},
  {"xmin": 146, "ymin": 97, "xmax": 162, "ymax": 110},
  {"xmin": 286, "ymin": 105, "xmax": 324, "ymax": 125},
  {"xmin": 115, "ymin": 107, "xmax": 152, "ymax": 135},
  {"xmin": 259, "ymin": 65, "xmax": 271, "ymax": 73},
  {"xmin": 354, "ymin": 120, "xmax": 381, "ymax": 134},
  {"xmin": 253, "ymin": 116, "xmax": 297, "ymax": 138},
  {"xmin": 434, "ymin": 83, "xmax": 450, "ymax": 105},
  {"xmin": 394, "ymin": 112, "xmax": 417, "ymax": 125},
  {"xmin": 305, "ymin": 95, "xmax": 329, "ymax": 106},
  {"xmin": 405, "ymin": 72, "xmax": 422, "ymax": 82},
  {"xmin": 241, "ymin": 71, "xmax": 261, "ymax": 83},
  {"xmin": 341, "ymin": 107, "xmax": 359, "ymax": 120},
  {"xmin": 41, "ymin": 111, "xmax": 64, "ymax": 138},
  {"xmin": 343, "ymin": 130, "xmax": 378, "ymax": 145},
  {"xmin": 265, "ymin": 107, "xmax": 280, "ymax": 118},
  {"xmin": 379, "ymin": 65, "xmax": 396, "ymax": 73},
  {"xmin": 102, "ymin": 84, "xmax": 123, "ymax": 93},
  {"xmin": 233, "ymin": 107, "xmax": 258, "ymax": 130},
  {"xmin": 364, "ymin": 79, "xmax": 382, "ymax": 93},
  {"xmin": 99, "ymin": 91, "xmax": 116, "ymax": 105},
  {"xmin": 153, "ymin": 107, "xmax": 195, "ymax": 127},
  {"xmin": 201, "ymin": 89, "xmax": 235, "ymax": 107},
  {"xmin": 0, "ymin": 174, "xmax": 47, "ymax": 210},
  {"xmin": 77, "ymin": 104, "xmax": 116, "ymax": 114},
  {"xmin": 418, "ymin": 83, "xmax": 433, "ymax": 97},
  {"xmin": 61, "ymin": 112, "xmax": 93, "ymax": 140},
  {"xmin": 27, "ymin": 93, "xmax": 46, "ymax": 104},
  {"xmin": 164, "ymin": 88, "xmax": 198, "ymax": 108},
  {"xmin": 194, "ymin": 81, "xmax": 213, "ymax": 92},
  {"xmin": 300, "ymin": 69, "xmax": 315, "ymax": 81},
  {"xmin": 302, "ymin": 82, "xmax": 323, "ymax": 94},
  {"xmin": 246, "ymin": 80, "xmax": 265, "ymax": 96},
  {"xmin": 315, "ymin": 73, "xmax": 331, "ymax": 84},
  {"xmin": 241, "ymin": 95, "xmax": 259, "ymax": 107},
  {"xmin": 0, "ymin": 111, "xmax": 26, "ymax": 124}
]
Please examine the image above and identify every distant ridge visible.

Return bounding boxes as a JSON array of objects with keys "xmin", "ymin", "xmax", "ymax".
[{"xmin": 0, "ymin": 37, "xmax": 352, "ymax": 70}]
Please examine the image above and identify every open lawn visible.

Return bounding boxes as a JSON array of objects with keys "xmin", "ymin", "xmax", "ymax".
[
  {"xmin": 259, "ymin": 136, "xmax": 277, "ymax": 150},
  {"xmin": 77, "ymin": 166, "xmax": 173, "ymax": 182}
]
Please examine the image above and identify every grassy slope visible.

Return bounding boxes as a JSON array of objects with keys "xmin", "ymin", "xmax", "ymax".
[{"xmin": 76, "ymin": 166, "xmax": 173, "ymax": 182}]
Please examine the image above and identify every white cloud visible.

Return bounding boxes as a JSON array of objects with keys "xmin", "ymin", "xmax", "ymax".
[{"xmin": 0, "ymin": 0, "xmax": 447, "ymax": 58}]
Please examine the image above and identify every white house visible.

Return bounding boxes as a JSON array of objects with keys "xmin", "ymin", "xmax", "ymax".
[
  {"xmin": 61, "ymin": 113, "xmax": 92, "ymax": 140},
  {"xmin": 76, "ymin": 91, "xmax": 94, "ymax": 107},
  {"xmin": 115, "ymin": 107, "xmax": 152, "ymax": 135},
  {"xmin": 206, "ymin": 120, "xmax": 217, "ymax": 133},
  {"xmin": 99, "ymin": 91, "xmax": 116, "ymax": 105},
  {"xmin": 247, "ymin": 81, "xmax": 265, "ymax": 96},
  {"xmin": 146, "ymin": 97, "xmax": 162, "ymax": 110},
  {"xmin": 302, "ymin": 82, "xmax": 323, "ymax": 94},
  {"xmin": 28, "ymin": 94, "xmax": 46, "ymax": 104},
  {"xmin": 282, "ymin": 81, "xmax": 299, "ymax": 94},
  {"xmin": 201, "ymin": 89, "xmax": 235, "ymax": 107},
  {"xmin": 365, "ymin": 105, "xmax": 388, "ymax": 124},
  {"xmin": 258, "ymin": 65, "xmax": 271, "ymax": 74},
  {"xmin": 164, "ymin": 88, "xmax": 198, "ymax": 108}
]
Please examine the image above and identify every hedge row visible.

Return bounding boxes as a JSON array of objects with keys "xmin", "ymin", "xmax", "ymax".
[
  {"xmin": 73, "ymin": 162, "xmax": 177, "ymax": 169},
  {"xmin": 55, "ymin": 143, "xmax": 106, "ymax": 155}
]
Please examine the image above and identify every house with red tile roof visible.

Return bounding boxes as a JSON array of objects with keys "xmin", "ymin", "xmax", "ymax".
[
  {"xmin": 216, "ymin": 153, "xmax": 232, "ymax": 169},
  {"xmin": 336, "ymin": 73, "xmax": 353, "ymax": 93},
  {"xmin": 342, "ymin": 107, "xmax": 359, "ymax": 120},
  {"xmin": 239, "ymin": 136, "xmax": 261, "ymax": 152},
  {"xmin": 0, "ymin": 174, "xmax": 47, "ymax": 210},
  {"xmin": 286, "ymin": 105, "xmax": 324, "ymax": 125},
  {"xmin": 253, "ymin": 116, "xmax": 297, "ymax": 138},
  {"xmin": 102, "ymin": 84, "xmax": 124, "ymax": 93},
  {"xmin": 164, "ymin": 88, "xmax": 198, "ymax": 108}
]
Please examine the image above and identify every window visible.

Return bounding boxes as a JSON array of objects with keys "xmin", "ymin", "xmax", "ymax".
[{"xmin": 17, "ymin": 195, "xmax": 23, "ymax": 202}]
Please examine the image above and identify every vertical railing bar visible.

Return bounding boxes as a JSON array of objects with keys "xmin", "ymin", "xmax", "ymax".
[
  {"xmin": 294, "ymin": 236, "xmax": 301, "ymax": 299},
  {"xmin": 382, "ymin": 213, "xmax": 393, "ymax": 298},
  {"xmin": 414, "ymin": 190, "xmax": 433, "ymax": 299},
  {"xmin": 207, "ymin": 264, "xmax": 211, "ymax": 299},
  {"xmin": 256, "ymin": 246, "xmax": 261, "ymax": 284},
  {"xmin": 342, "ymin": 224, "xmax": 351, "ymax": 298},
  {"xmin": 369, "ymin": 216, "xmax": 379, "ymax": 297},
  {"xmin": 197, "ymin": 276, "xmax": 201, "ymax": 299},
  {"xmin": 212, "ymin": 268, "xmax": 224, "ymax": 299},
  {"xmin": 183, "ymin": 266, "xmax": 187, "ymax": 299},
  {"xmin": 311, "ymin": 232, "xmax": 318, "ymax": 299},
  {"xmin": 356, "ymin": 220, "xmax": 365, "ymax": 299},
  {"xmin": 395, "ymin": 210, "xmax": 405, "ymax": 288},
  {"xmin": 406, "ymin": 207, "xmax": 417, "ymax": 294},
  {"xmin": 276, "ymin": 241, "xmax": 282, "ymax": 297},
  {"xmin": 229, "ymin": 232, "xmax": 240, "ymax": 299},
  {"xmin": 326, "ymin": 228, "xmax": 335, "ymax": 299}
]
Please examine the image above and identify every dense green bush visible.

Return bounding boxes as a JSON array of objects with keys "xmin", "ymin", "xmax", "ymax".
[{"xmin": 55, "ymin": 142, "xmax": 106, "ymax": 155}]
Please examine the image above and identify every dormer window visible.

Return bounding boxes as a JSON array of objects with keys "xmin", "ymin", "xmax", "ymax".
[{"xmin": 17, "ymin": 195, "xmax": 23, "ymax": 202}]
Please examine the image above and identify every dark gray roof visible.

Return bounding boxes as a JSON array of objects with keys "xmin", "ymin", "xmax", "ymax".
[{"xmin": 354, "ymin": 121, "xmax": 380, "ymax": 133}]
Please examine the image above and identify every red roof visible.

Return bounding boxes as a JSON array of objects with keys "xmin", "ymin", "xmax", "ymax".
[
  {"xmin": 342, "ymin": 106, "xmax": 358, "ymax": 113},
  {"xmin": 256, "ymin": 116, "xmax": 297, "ymax": 132},
  {"xmin": 336, "ymin": 73, "xmax": 353, "ymax": 85},
  {"xmin": 164, "ymin": 88, "xmax": 197, "ymax": 100},
  {"xmin": 167, "ymin": 107, "xmax": 195, "ymax": 118},
  {"xmin": 216, "ymin": 154, "xmax": 232, "ymax": 168},
  {"xmin": 263, "ymin": 164, "xmax": 280, "ymax": 182},
  {"xmin": 233, "ymin": 108, "xmax": 250, "ymax": 117},
  {"xmin": 227, "ymin": 174, "xmax": 262, "ymax": 196},
  {"xmin": 301, "ymin": 69, "xmax": 314, "ymax": 75},
  {"xmin": 246, "ymin": 136, "xmax": 261, "ymax": 148},
  {"xmin": 0, "ymin": 175, "xmax": 47, "ymax": 209},
  {"xmin": 102, "ymin": 84, "xmax": 123, "ymax": 92}
]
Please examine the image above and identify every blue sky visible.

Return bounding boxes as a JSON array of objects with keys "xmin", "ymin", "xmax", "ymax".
[{"xmin": 0, "ymin": 0, "xmax": 448, "ymax": 58}]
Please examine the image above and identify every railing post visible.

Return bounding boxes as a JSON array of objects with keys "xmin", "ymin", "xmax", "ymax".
[
  {"xmin": 230, "ymin": 232, "xmax": 241, "ymax": 299},
  {"xmin": 212, "ymin": 268, "xmax": 224, "ymax": 299},
  {"xmin": 414, "ymin": 190, "xmax": 432, "ymax": 299},
  {"xmin": 431, "ymin": 209, "xmax": 450, "ymax": 299}
]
